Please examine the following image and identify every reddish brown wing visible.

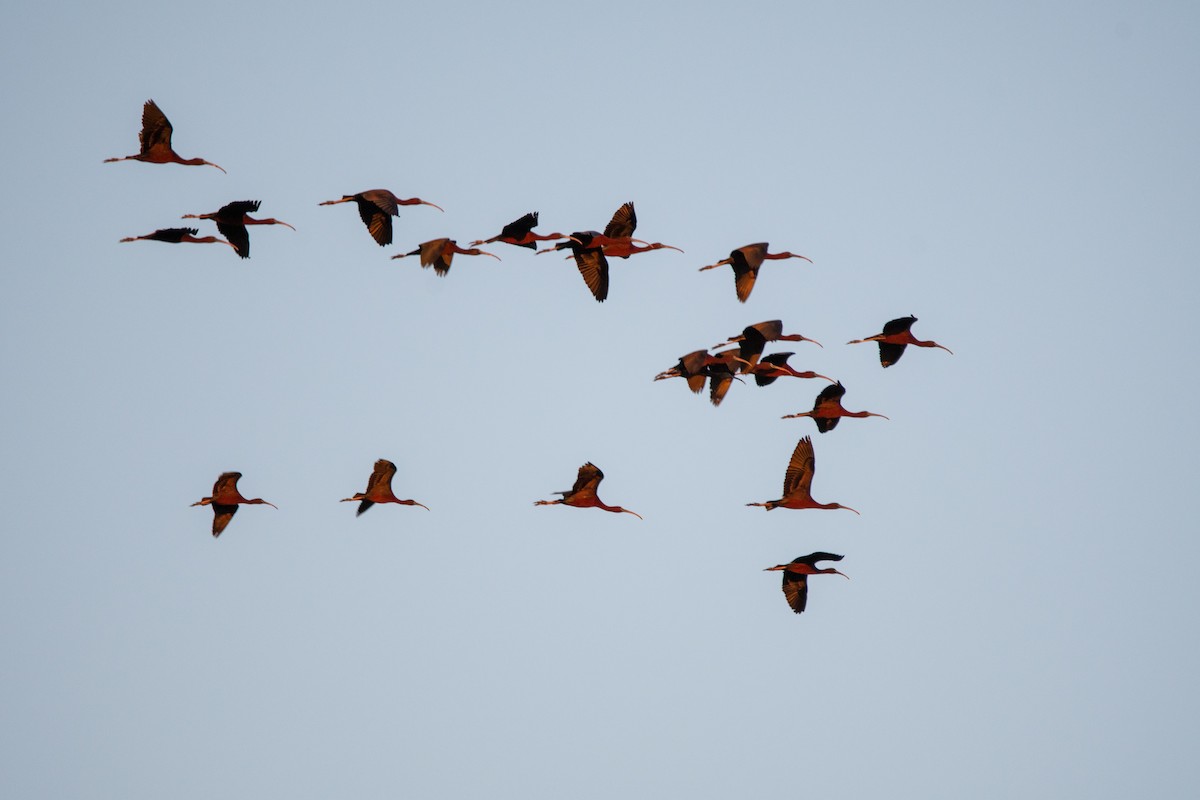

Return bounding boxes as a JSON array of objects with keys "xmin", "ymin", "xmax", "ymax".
[
  {"xmin": 572, "ymin": 463, "xmax": 605, "ymax": 496},
  {"xmin": 781, "ymin": 571, "xmax": 809, "ymax": 614},
  {"xmin": 212, "ymin": 503, "xmax": 238, "ymax": 537},
  {"xmin": 782, "ymin": 437, "xmax": 816, "ymax": 498},
  {"xmin": 573, "ymin": 248, "xmax": 609, "ymax": 302},
  {"xmin": 140, "ymin": 100, "xmax": 173, "ymax": 154},
  {"xmin": 365, "ymin": 459, "xmax": 397, "ymax": 496},
  {"xmin": 733, "ymin": 262, "xmax": 758, "ymax": 303},
  {"xmin": 211, "ymin": 472, "xmax": 243, "ymax": 503},
  {"xmin": 604, "ymin": 202, "xmax": 636, "ymax": 239},
  {"xmin": 358, "ymin": 202, "xmax": 393, "ymax": 246}
]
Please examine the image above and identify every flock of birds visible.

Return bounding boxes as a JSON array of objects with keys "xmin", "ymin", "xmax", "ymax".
[{"xmin": 108, "ymin": 99, "xmax": 955, "ymax": 616}]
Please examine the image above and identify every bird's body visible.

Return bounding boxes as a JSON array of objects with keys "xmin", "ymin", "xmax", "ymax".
[
  {"xmin": 181, "ymin": 200, "xmax": 294, "ymax": 259},
  {"xmin": 600, "ymin": 239, "xmax": 683, "ymax": 258},
  {"xmin": 783, "ymin": 381, "xmax": 889, "ymax": 432},
  {"xmin": 104, "ymin": 100, "xmax": 225, "ymax": 172},
  {"xmin": 743, "ymin": 352, "xmax": 834, "ymax": 386},
  {"xmin": 470, "ymin": 212, "xmax": 572, "ymax": 250},
  {"xmin": 341, "ymin": 459, "xmax": 429, "ymax": 516},
  {"xmin": 847, "ymin": 315, "xmax": 953, "ymax": 367},
  {"xmin": 191, "ymin": 472, "xmax": 277, "ymax": 537},
  {"xmin": 119, "ymin": 227, "xmax": 236, "ymax": 249},
  {"xmin": 319, "ymin": 190, "xmax": 443, "ymax": 246},
  {"xmin": 391, "ymin": 238, "xmax": 499, "ymax": 275},
  {"xmin": 715, "ymin": 320, "xmax": 823, "ymax": 371},
  {"xmin": 537, "ymin": 202, "xmax": 638, "ymax": 302},
  {"xmin": 534, "ymin": 462, "xmax": 642, "ymax": 519},
  {"xmin": 698, "ymin": 243, "xmax": 812, "ymax": 302},
  {"xmin": 764, "ymin": 552, "xmax": 849, "ymax": 614},
  {"xmin": 654, "ymin": 349, "xmax": 712, "ymax": 394},
  {"xmin": 747, "ymin": 436, "xmax": 859, "ymax": 513}
]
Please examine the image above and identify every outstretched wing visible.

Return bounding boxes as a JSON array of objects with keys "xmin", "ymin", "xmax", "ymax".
[
  {"xmin": 782, "ymin": 437, "xmax": 816, "ymax": 498},
  {"xmin": 216, "ymin": 220, "xmax": 250, "ymax": 258},
  {"xmin": 212, "ymin": 503, "xmax": 238, "ymax": 537},
  {"xmin": 573, "ymin": 248, "xmax": 609, "ymax": 302},
  {"xmin": 139, "ymin": 100, "xmax": 173, "ymax": 154},
  {"xmin": 366, "ymin": 459, "xmax": 397, "ymax": 495},
  {"xmin": 359, "ymin": 203, "xmax": 393, "ymax": 246},
  {"xmin": 882, "ymin": 316, "xmax": 916, "ymax": 336},
  {"xmin": 572, "ymin": 462, "xmax": 605, "ymax": 495},
  {"xmin": 500, "ymin": 212, "xmax": 538, "ymax": 242},
  {"xmin": 605, "ymin": 202, "xmax": 636, "ymax": 238},
  {"xmin": 879, "ymin": 342, "xmax": 907, "ymax": 367},
  {"xmin": 781, "ymin": 571, "xmax": 809, "ymax": 614}
]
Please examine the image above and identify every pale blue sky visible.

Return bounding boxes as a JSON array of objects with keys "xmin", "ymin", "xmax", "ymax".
[{"xmin": 2, "ymin": 2, "xmax": 1198, "ymax": 797}]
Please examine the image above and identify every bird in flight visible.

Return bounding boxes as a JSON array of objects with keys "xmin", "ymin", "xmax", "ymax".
[
  {"xmin": 320, "ymin": 190, "xmax": 443, "ymax": 246},
  {"xmin": 191, "ymin": 472, "xmax": 277, "ymax": 537},
  {"xmin": 341, "ymin": 459, "xmax": 429, "ymax": 516},
  {"xmin": 104, "ymin": 99, "xmax": 225, "ymax": 172},
  {"xmin": 534, "ymin": 462, "xmax": 642, "ymax": 518},
  {"xmin": 391, "ymin": 238, "xmax": 500, "ymax": 275},
  {"xmin": 119, "ymin": 227, "xmax": 236, "ymax": 250},
  {"xmin": 698, "ymin": 243, "xmax": 812, "ymax": 302},
  {"xmin": 181, "ymin": 200, "xmax": 294, "ymax": 259},
  {"xmin": 746, "ymin": 436, "xmax": 859, "ymax": 513},
  {"xmin": 847, "ymin": 315, "xmax": 953, "ymax": 367},
  {"xmin": 764, "ymin": 552, "xmax": 849, "ymax": 614},
  {"xmin": 782, "ymin": 381, "xmax": 889, "ymax": 432}
]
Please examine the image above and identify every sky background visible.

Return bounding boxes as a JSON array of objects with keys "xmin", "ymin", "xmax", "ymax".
[{"xmin": 3, "ymin": 2, "xmax": 1198, "ymax": 797}]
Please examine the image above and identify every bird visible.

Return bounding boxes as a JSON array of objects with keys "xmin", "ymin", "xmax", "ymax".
[
  {"xmin": 764, "ymin": 552, "xmax": 849, "ymax": 614},
  {"xmin": 181, "ymin": 200, "xmax": 294, "ymax": 259},
  {"xmin": 847, "ymin": 315, "xmax": 953, "ymax": 367},
  {"xmin": 191, "ymin": 472, "xmax": 277, "ymax": 537},
  {"xmin": 119, "ymin": 227, "xmax": 236, "ymax": 250},
  {"xmin": 782, "ymin": 381, "xmax": 889, "ymax": 432},
  {"xmin": 654, "ymin": 349, "xmax": 745, "ymax": 404},
  {"xmin": 741, "ymin": 352, "xmax": 834, "ymax": 386},
  {"xmin": 535, "ymin": 202, "xmax": 640, "ymax": 302},
  {"xmin": 391, "ymin": 238, "xmax": 499, "ymax": 275},
  {"xmin": 653, "ymin": 350, "xmax": 712, "ymax": 394},
  {"xmin": 698, "ymin": 243, "xmax": 812, "ymax": 302},
  {"xmin": 746, "ymin": 436, "xmax": 859, "ymax": 513},
  {"xmin": 714, "ymin": 320, "xmax": 823, "ymax": 371},
  {"xmin": 534, "ymin": 462, "xmax": 642, "ymax": 519},
  {"xmin": 341, "ymin": 459, "xmax": 429, "ymax": 516},
  {"xmin": 104, "ymin": 99, "xmax": 226, "ymax": 172},
  {"xmin": 469, "ymin": 212, "xmax": 575, "ymax": 250},
  {"xmin": 319, "ymin": 190, "xmax": 443, "ymax": 246}
]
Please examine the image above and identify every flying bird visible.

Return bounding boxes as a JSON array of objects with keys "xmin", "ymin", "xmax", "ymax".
[
  {"xmin": 469, "ymin": 212, "xmax": 574, "ymax": 250},
  {"xmin": 534, "ymin": 462, "xmax": 642, "ymax": 519},
  {"xmin": 746, "ymin": 436, "xmax": 859, "ymax": 513},
  {"xmin": 847, "ymin": 315, "xmax": 953, "ymax": 367},
  {"xmin": 654, "ymin": 349, "xmax": 745, "ymax": 404},
  {"xmin": 341, "ymin": 459, "xmax": 429, "ymax": 516},
  {"xmin": 653, "ymin": 350, "xmax": 713, "ymax": 394},
  {"xmin": 782, "ymin": 381, "xmax": 889, "ymax": 432},
  {"xmin": 319, "ymin": 190, "xmax": 443, "ymax": 246},
  {"xmin": 714, "ymin": 320, "xmax": 823, "ymax": 371},
  {"xmin": 536, "ymin": 202, "xmax": 641, "ymax": 302},
  {"xmin": 104, "ymin": 99, "xmax": 226, "ymax": 172},
  {"xmin": 391, "ymin": 238, "xmax": 500, "ymax": 275},
  {"xmin": 764, "ymin": 552, "xmax": 849, "ymax": 614},
  {"xmin": 741, "ymin": 352, "xmax": 834, "ymax": 386},
  {"xmin": 181, "ymin": 200, "xmax": 294, "ymax": 258},
  {"xmin": 119, "ymin": 227, "xmax": 236, "ymax": 250},
  {"xmin": 191, "ymin": 472, "xmax": 277, "ymax": 537},
  {"xmin": 698, "ymin": 243, "xmax": 812, "ymax": 302}
]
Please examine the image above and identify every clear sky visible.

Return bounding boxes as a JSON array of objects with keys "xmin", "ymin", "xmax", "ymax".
[{"xmin": 2, "ymin": 2, "xmax": 1198, "ymax": 797}]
